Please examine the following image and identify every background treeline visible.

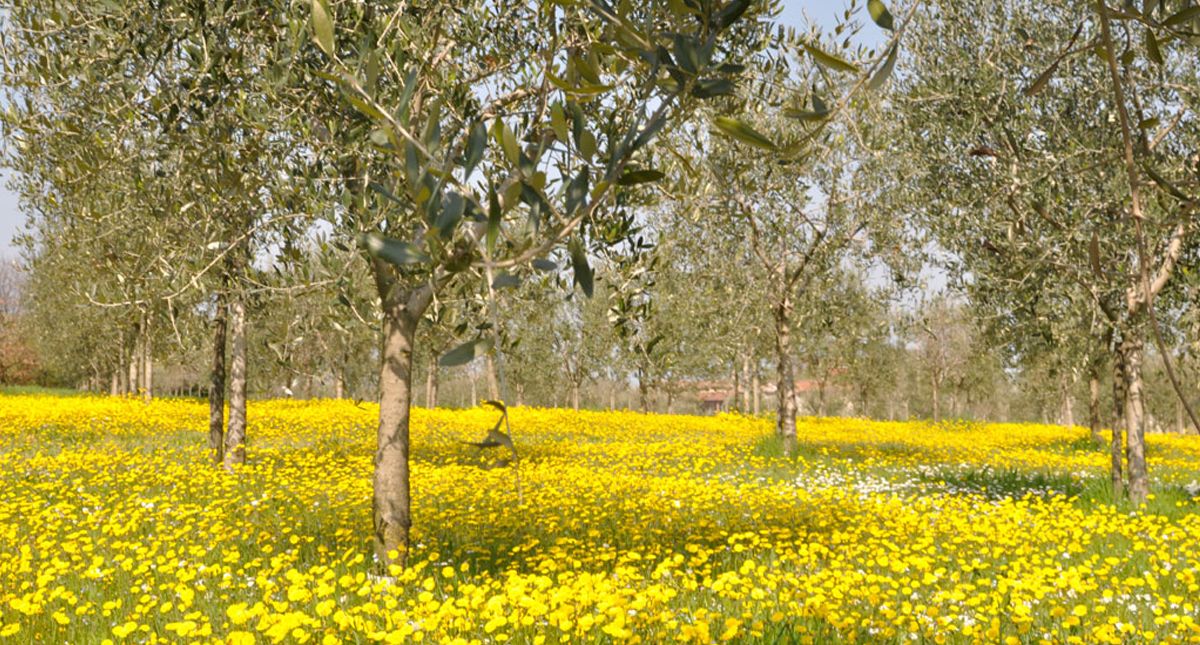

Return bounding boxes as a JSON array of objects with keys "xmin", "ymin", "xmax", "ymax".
[{"xmin": 1, "ymin": 244, "xmax": 1195, "ymax": 432}]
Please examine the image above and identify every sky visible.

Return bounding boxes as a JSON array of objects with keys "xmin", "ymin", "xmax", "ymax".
[{"xmin": 0, "ymin": 1, "xmax": 885, "ymax": 257}]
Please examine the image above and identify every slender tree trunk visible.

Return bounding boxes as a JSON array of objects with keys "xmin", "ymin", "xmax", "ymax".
[
  {"xmin": 1088, "ymin": 367, "xmax": 1103, "ymax": 443},
  {"xmin": 109, "ymin": 370, "xmax": 119, "ymax": 396},
  {"xmin": 774, "ymin": 294, "xmax": 797, "ymax": 454},
  {"xmin": 209, "ymin": 297, "xmax": 227, "ymax": 464},
  {"xmin": 224, "ymin": 298, "xmax": 248, "ymax": 468},
  {"xmin": 571, "ymin": 381, "xmax": 580, "ymax": 411},
  {"xmin": 741, "ymin": 355, "xmax": 751, "ymax": 411},
  {"xmin": 485, "ymin": 353, "xmax": 499, "ymax": 400},
  {"xmin": 141, "ymin": 321, "xmax": 153, "ymax": 403},
  {"xmin": 732, "ymin": 359, "xmax": 741, "ymax": 412},
  {"xmin": 335, "ymin": 351, "xmax": 347, "ymax": 399},
  {"xmin": 127, "ymin": 330, "xmax": 139, "ymax": 395},
  {"xmin": 1177, "ymin": 397, "xmax": 1186, "ymax": 435},
  {"xmin": 1111, "ymin": 347, "xmax": 1126, "ymax": 498},
  {"xmin": 1060, "ymin": 373, "xmax": 1074, "ymax": 429},
  {"xmin": 931, "ymin": 374, "xmax": 941, "ymax": 423},
  {"xmin": 516, "ymin": 383, "xmax": 525, "ymax": 407},
  {"xmin": 608, "ymin": 385, "xmax": 616, "ymax": 411},
  {"xmin": 752, "ymin": 368, "xmax": 761, "ymax": 416},
  {"xmin": 425, "ymin": 355, "xmax": 437, "ymax": 408},
  {"xmin": 638, "ymin": 372, "xmax": 649, "ymax": 413},
  {"xmin": 666, "ymin": 390, "xmax": 674, "ymax": 414},
  {"xmin": 1121, "ymin": 336, "xmax": 1149, "ymax": 503},
  {"xmin": 373, "ymin": 293, "xmax": 427, "ymax": 567}
]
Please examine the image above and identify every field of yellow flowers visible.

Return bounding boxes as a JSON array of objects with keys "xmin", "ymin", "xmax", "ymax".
[{"xmin": 3, "ymin": 394, "xmax": 1200, "ymax": 644}]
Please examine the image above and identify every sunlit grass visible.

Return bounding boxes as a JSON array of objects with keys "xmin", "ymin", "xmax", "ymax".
[{"xmin": 2, "ymin": 394, "xmax": 1200, "ymax": 643}]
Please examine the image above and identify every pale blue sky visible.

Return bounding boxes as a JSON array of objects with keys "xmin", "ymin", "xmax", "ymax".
[{"xmin": 0, "ymin": 1, "xmax": 882, "ymax": 257}]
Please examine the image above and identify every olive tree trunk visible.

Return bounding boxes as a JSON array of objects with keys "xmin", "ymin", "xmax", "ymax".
[
  {"xmin": 1120, "ymin": 336, "xmax": 1149, "ymax": 503},
  {"xmin": 485, "ymin": 353, "xmax": 500, "ymax": 400},
  {"xmin": 425, "ymin": 354, "xmax": 438, "ymax": 408},
  {"xmin": 208, "ymin": 296, "xmax": 227, "ymax": 464},
  {"xmin": 141, "ymin": 322, "xmax": 153, "ymax": 403},
  {"xmin": 373, "ymin": 283, "xmax": 433, "ymax": 568},
  {"xmin": 1110, "ymin": 350, "xmax": 1126, "ymax": 498},
  {"xmin": 1060, "ymin": 372, "xmax": 1075, "ymax": 429},
  {"xmin": 773, "ymin": 293, "xmax": 797, "ymax": 454},
  {"xmin": 930, "ymin": 373, "xmax": 941, "ymax": 423},
  {"xmin": 224, "ymin": 298, "xmax": 247, "ymax": 468},
  {"xmin": 751, "ymin": 368, "xmax": 761, "ymax": 416},
  {"xmin": 741, "ymin": 355, "xmax": 752, "ymax": 411},
  {"xmin": 1088, "ymin": 367, "xmax": 1103, "ymax": 443}
]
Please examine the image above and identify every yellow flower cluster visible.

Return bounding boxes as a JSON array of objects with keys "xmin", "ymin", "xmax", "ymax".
[{"xmin": 2, "ymin": 394, "xmax": 1200, "ymax": 644}]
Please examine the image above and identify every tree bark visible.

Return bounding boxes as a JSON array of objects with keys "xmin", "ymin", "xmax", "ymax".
[
  {"xmin": 109, "ymin": 370, "xmax": 119, "ymax": 397},
  {"xmin": 608, "ymin": 385, "xmax": 616, "ymax": 411},
  {"xmin": 774, "ymin": 294, "xmax": 797, "ymax": 454},
  {"xmin": 373, "ymin": 290, "xmax": 428, "ymax": 567},
  {"xmin": 209, "ymin": 297, "xmax": 227, "ymax": 464},
  {"xmin": 666, "ymin": 390, "xmax": 674, "ymax": 414},
  {"xmin": 224, "ymin": 298, "xmax": 248, "ymax": 468},
  {"xmin": 571, "ymin": 381, "xmax": 580, "ymax": 411},
  {"xmin": 1120, "ymin": 336, "xmax": 1149, "ymax": 503}
]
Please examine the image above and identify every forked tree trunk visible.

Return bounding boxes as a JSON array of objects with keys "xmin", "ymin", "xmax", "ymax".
[
  {"xmin": 374, "ymin": 295, "xmax": 426, "ymax": 567},
  {"xmin": 1120, "ymin": 336, "xmax": 1149, "ymax": 503},
  {"xmin": 209, "ymin": 296, "xmax": 227, "ymax": 464},
  {"xmin": 774, "ymin": 294, "xmax": 797, "ymax": 454},
  {"xmin": 224, "ymin": 298, "xmax": 247, "ymax": 468},
  {"xmin": 1087, "ymin": 367, "xmax": 1103, "ymax": 442}
]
